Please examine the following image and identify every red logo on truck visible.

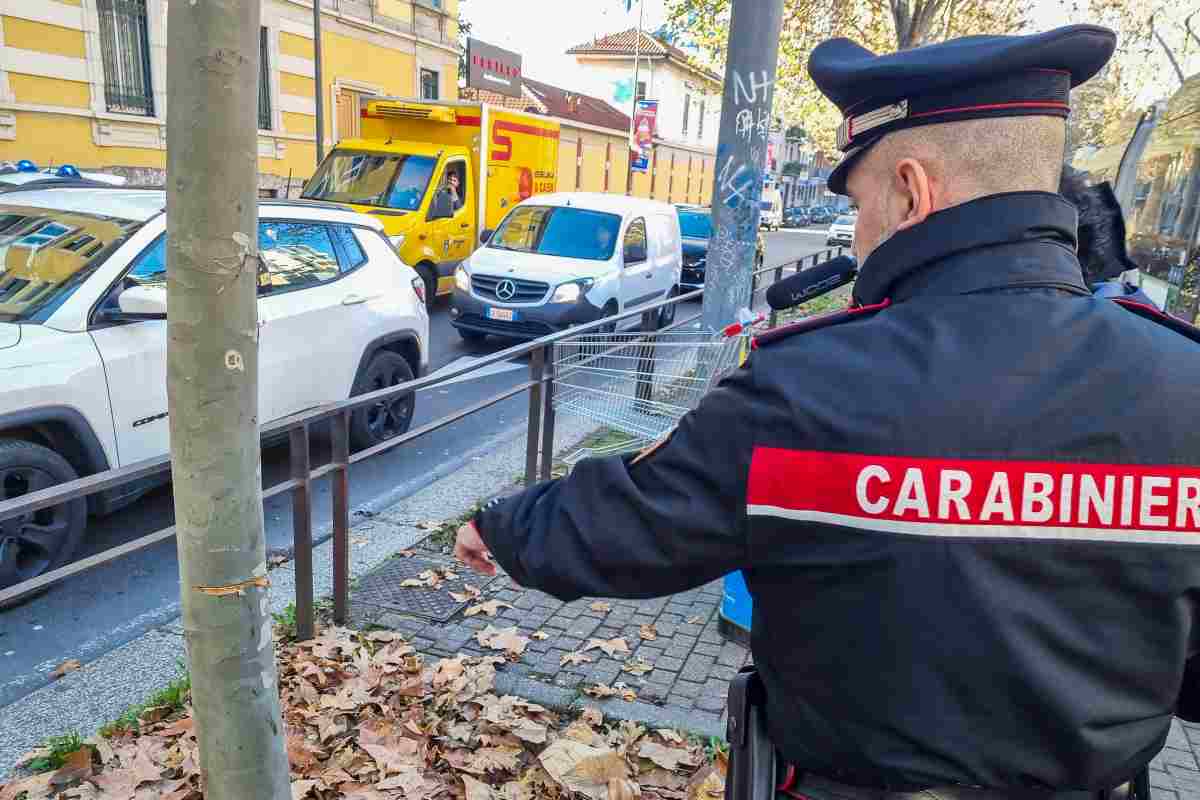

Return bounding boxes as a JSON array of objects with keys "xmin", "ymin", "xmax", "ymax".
[{"xmin": 490, "ymin": 121, "xmax": 560, "ymax": 162}]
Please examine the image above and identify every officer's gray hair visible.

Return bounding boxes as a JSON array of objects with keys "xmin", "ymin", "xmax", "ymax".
[{"xmin": 867, "ymin": 116, "xmax": 1067, "ymax": 204}]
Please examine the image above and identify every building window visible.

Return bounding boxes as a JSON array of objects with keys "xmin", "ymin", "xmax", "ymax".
[
  {"xmin": 258, "ymin": 27, "xmax": 272, "ymax": 131},
  {"xmin": 681, "ymin": 94, "xmax": 691, "ymax": 136},
  {"xmin": 97, "ymin": 0, "xmax": 155, "ymax": 116},
  {"xmin": 420, "ymin": 68, "xmax": 439, "ymax": 100},
  {"xmin": 698, "ymin": 100, "xmax": 705, "ymax": 140},
  {"xmin": 636, "ymin": 81, "xmax": 647, "ymax": 103}
]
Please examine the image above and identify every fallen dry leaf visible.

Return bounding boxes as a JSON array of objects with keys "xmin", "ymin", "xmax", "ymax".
[
  {"xmin": 475, "ymin": 626, "xmax": 530, "ymax": 657},
  {"xmin": 364, "ymin": 630, "xmax": 402, "ymax": 643},
  {"xmin": 656, "ymin": 729, "xmax": 685, "ymax": 745},
  {"xmin": 590, "ymin": 601, "xmax": 612, "ymax": 613},
  {"xmin": 417, "ymin": 520, "xmax": 442, "ymax": 530},
  {"xmin": 0, "ymin": 772, "xmax": 54, "ymax": 800},
  {"xmin": 639, "ymin": 624, "xmax": 659, "ymax": 641},
  {"xmin": 686, "ymin": 616, "xmax": 704, "ymax": 625},
  {"xmin": 570, "ymin": 751, "xmax": 628, "ymax": 783},
  {"xmin": 397, "ymin": 549, "xmax": 416, "ymax": 558},
  {"xmin": 582, "ymin": 707, "xmax": 604, "ymax": 727},
  {"xmin": 49, "ymin": 747, "xmax": 93, "ymax": 786},
  {"xmin": 268, "ymin": 553, "xmax": 289, "ymax": 568},
  {"xmin": 51, "ymin": 658, "xmax": 82, "ymax": 679},
  {"xmin": 401, "ymin": 578, "xmax": 425, "ymax": 588},
  {"xmin": 609, "ymin": 778, "xmax": 643, "ymax": 800},
  {"xmin": 687, "ymin": 765, "xmax": 726, "ymax": 800},
  {"xmin": 291, "ymin": 778, "xmax": 321, "ymax": 800},
  {"xmin": 466, "ymin": 746, "xmax": 523, "ymax": 774},
  {"xmin": 139, "ymin": 705, "xmax": 172, "ymax": 724},
  {"xmin": 377, "ymin": 768, "xmax": 431, "ymax": 797},
  {"xmin": 465, "ymin": 599, "xmax": 513, "ymax": 617},
  {"xmin": 540, "ymin": 739, "xmax": 624, "ymax": 800},
  {"xmin": 622, "ymin": 658, "xmax": 653, "ymax": 676},
  {"xmin": 462, "ymin": 774, "xmax": 495, "ymax": 800},
  {"xmin": 286, "ymin": 734, "xmax": 324, "ymax": 774},
  {"xmin": 561, "ymin": 651, "xmax": 593, "ymax": 667},
  {"xmin": 585, "ymin": 638, "xmax": 630, "ymax": 658},
  {"xmin": 583, "ymin": 683, "xmax": 638, "ymax": 701},
  {"xmin": 532, "ymin": 631, "xmax": 549, "ymax": 640},
  {"xmin": 638, "ymin": 742, "xmax": 692, "ymax": 772},
  {"xmin": 449, "ymin": 584, "xmax": 483, "ymax": 603}
]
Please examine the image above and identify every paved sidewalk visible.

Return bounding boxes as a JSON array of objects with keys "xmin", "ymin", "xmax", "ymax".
[{"xmin": 1151, "ymin": 720, "xmax": 1200, "ymax": 800}]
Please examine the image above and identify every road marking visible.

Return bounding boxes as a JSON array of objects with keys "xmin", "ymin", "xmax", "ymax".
[{"xmin": 425, "ymin": 355, "xmax": 527, "ymax": 389}]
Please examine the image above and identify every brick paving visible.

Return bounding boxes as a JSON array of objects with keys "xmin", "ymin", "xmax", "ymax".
[
  {"xmin": 351, "ymin": 555, "xmax": 749, "ymax": 730},
  {"xmin": 1150, "ymin": 719, "xmax": 1200, "ymax": 800}
]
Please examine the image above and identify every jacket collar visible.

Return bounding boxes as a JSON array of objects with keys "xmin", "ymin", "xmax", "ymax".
[{"xmin": 852, "ymin": 191, "xmax": 1090, "ymax": 306}]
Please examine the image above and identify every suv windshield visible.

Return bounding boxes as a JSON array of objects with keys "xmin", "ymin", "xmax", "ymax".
[
  {"xmin": 489, "ymin": 206, "xmax": 622, "ymax": 261},
  {"xmin": 0, "ymin": 207, "xmax": 142, "ymax": 324},
  {"xmin": 302, "ymin": 151, "xmax": 437, "ymax": 211},
  {"xmin": 834, "ymin": 215, "xmax": 856, "ymax": 225},
  {"xmin": 677, "ymin": 210, "xmax": 712, "ymax": 239}
]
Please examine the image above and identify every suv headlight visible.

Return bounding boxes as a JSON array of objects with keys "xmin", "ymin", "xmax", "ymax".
[
  {"xmin": 455, "ymin": 265, "xmax": 470, "ymax": 292},
  {"xmin": 551, "ymin": 278, "xmax": 595, "ymax": 304},
  {"xmin": 389, "ymin": 234, "xmax": 405, "ymax": 250}
]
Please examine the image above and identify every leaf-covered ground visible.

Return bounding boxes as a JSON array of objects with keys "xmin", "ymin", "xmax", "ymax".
[{"xmin": 0, "ymin": 626, "xmax": 727, "ymax": 800}]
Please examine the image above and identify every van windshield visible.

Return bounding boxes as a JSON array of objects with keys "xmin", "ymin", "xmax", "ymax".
[
  {"xmin": 302, "ymin": 151, "xmax": 437, "ymax": 211},
  {"xmin": 834, "ymin": 215, "xmax": 856, "ymax": 225},
  {"xmin": 489, "ymin": 206, "xmax": 622, "ymax": 261},
  {"xmin": 677, "ymin": 209, "xmax": 712, "ymax": 239}
]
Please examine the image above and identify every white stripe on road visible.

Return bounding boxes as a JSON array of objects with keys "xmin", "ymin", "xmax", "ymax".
[{"xmin": 424, "ymin": 355, "xmax": 527, "ymax": 389}]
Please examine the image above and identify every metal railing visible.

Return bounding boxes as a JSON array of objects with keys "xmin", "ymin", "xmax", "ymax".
[{"xmin": 0, "ymin": 249, "xmax": 841, "ymax": 637}]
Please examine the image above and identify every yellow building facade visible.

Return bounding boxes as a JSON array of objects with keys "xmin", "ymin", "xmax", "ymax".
[{"xmin": 0, "ymin": 0, "xmax": 459, "ymax": 194}]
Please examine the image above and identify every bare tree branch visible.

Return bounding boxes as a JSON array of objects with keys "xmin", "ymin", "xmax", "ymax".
[
  {"xmin": 1185, "ymin": 10, "xmax": 1200, "ymax": 49},
  {"xmin": 1152, "ymin": 14, "xmax": 1188, "ymax": 85}
]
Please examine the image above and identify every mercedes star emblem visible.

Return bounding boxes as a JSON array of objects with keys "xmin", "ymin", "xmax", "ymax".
[{"xmin": 495, "ymin": 279, "xmax": 517, "ymax": 301}]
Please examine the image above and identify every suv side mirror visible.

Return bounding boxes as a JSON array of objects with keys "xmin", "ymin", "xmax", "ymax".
[
  {"xmin": 115, "ymin": 285, "xmax": 168, "ymax": 320},
  {"xmin": 429, "ymin": 191, "xmax": 453, "ymax": 220},
  {"xmin": 480, "ymin": 228, "xmax": 494, "ymax": 244}
]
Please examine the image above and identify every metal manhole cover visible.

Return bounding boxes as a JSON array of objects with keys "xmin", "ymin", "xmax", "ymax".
[{"xmin": 352, "ymin": 553, "xmax": 496, "ymax": 623}]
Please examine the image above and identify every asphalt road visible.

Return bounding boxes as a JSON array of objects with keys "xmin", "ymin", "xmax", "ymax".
[{"xmin": 0, "ymin": 228, "xmax": 833, "ymax": 710}]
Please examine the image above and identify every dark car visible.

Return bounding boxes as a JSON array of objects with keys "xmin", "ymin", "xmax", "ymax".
[
  {"xmin": 783, "ymin": 208, "xmax": 811, "ymax": 228},
  {"xmin": 675, "ymin": 204, "xmax": 765, "ymax": 292},
  {"xmin": 808, "ymin": 206, "xmax": 835, "ymax": 224}
]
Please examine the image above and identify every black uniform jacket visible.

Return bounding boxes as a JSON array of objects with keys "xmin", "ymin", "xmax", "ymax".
[{"xmin": 475, "ymin": 191, "xmax": 1200, "ymax": 793}]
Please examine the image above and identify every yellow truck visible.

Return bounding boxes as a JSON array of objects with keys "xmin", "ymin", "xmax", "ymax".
[{"xmin": 301, "ymin": 99, "xmax": 560, "ymax": 306}]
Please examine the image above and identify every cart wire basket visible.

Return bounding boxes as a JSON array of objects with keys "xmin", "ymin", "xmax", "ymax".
[{"xmin": 551, "ymin": 313, "xmax": 760, "ymax": 464}]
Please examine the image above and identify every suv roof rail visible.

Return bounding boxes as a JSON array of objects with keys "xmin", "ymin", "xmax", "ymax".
[
  {"xmin": 0, "ymin": 178, "xmax": 120, "ymax": 194},
  {"xmin": 259, "ymin": 197, "xmax": 359, "ymax": 212}
]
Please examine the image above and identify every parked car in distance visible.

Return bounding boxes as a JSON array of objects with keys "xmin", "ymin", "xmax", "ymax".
[
  {"xmin": 675, "ymin": 204, "xmax": 767, "ymax": 293},
  {"xmin": 450, "ymin": 193, "xmax": 683, "ymax": 341},
  {"xmin": 758, "ymin": 187, "xmax": 783, "ymax": 231},
  {"xmin": 826, "ymin": 213, "xmax": 857, "ymax": 247},
  {"xmin": 0, "ymin": 186, "xmax": 429, "ymax": 601},
  {"xmin": 783, "ymin": 208, "xmax": 811, "ymax": 228},
  {"xmin": 808, "ymin": 206, "xmax": 835, "ymax": 224}
]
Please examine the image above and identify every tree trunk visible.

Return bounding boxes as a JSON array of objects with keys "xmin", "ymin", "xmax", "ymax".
[{"xmin": 165, "ymin": 0, "xmax": 291, "ymax": 798}]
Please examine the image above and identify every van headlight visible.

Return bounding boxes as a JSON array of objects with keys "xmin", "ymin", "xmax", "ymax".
[
  {"xmin": 551, "ymin": 278, "xmax": 594, "ymax": 304},
  {"xmin": 389, "ymin": 234, "xmax": 405, "ymax": 250},
  {"xmin": 455, "ymin": 265, "xmax": 470, "ymax": 292}
]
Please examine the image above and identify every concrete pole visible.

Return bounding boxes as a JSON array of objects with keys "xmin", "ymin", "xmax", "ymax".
[
  {"xmin": 165, "ymin": 0, "xmax": 291, "ymax": 796},
  {"xmin": 313, "ymin": 0, "xmax": 325, "ymax": 163},
  {"xmin": 700, "ymin": 0, "xmax": 785, "ymax": 332}
]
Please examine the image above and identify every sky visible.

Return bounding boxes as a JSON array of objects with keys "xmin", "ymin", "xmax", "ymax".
[
  {"xmin": 461, "ymin": 0, "xmax": 1196, "ymax": 107},
  {"xmin": 460, "ymin": 0, "xmax": 670, "ymax": 88}
]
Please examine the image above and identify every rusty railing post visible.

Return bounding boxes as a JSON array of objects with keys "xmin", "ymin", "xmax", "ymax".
[
  {"xmin": 525, "ymin": 347, "xmax": 545, "ymax": 486},
  {"xmin": 331, "ymin": 410, "xmax": 351, "ymax": 625},
  {"xmin": 289, "ymin": 425, "xmax": 315, "ymax": 640},
  {"xmin": 539, "ymin": 352, "xmax": 557, "ymax": 483}
]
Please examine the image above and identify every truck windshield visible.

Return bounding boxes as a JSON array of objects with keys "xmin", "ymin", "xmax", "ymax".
[
  {"xmin": 0, "ymin": 206, "xmax": 140, "ymax": 324},
  {"xmin": 677, "ymin": 210, "xmax": 712, "ymax": 239},
  {"xmin": 302, "ymin": 152, "xmax": 437, "ymax": 211},
  {"xmin": 489, "ymin": 206, "xmax": 622, "ymax": 261}
]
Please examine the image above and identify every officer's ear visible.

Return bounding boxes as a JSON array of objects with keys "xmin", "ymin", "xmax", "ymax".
[{"xmin": 893, "ymin": 157, "xmax": 935, "ymax": 232}]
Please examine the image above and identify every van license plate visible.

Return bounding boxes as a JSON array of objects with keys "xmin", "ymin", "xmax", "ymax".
[{"xmin": 486, "ymin": 307, "xmax": 517, "ymax": 322}]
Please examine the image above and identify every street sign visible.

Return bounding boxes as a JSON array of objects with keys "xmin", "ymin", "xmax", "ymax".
[
  {"xmin": 631, "ymin": 152, "xmax": 649, "ymax": 172},
  {"xmin": 466, "ymin": 38, "xmax": 523, "ymax": 98}
]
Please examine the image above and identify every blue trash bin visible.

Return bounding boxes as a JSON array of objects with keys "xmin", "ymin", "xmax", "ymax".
[{"xmin": 718, "ymin": 570, "xmax": 752, "ymax": 645}]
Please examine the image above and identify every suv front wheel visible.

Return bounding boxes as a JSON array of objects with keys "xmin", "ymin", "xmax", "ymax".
[
  {"xmin": 0, "ymin": 439, "xmax": 88, "ymax": 607},
  {"xmin": 350, "ymin": 351, "xmax": 416, "ymax": 451}
]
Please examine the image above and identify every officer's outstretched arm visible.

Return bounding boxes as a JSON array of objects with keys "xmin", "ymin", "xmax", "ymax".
[{"xmin": 470, "ymin": 364, "xmax": 756, "ymax": 602}]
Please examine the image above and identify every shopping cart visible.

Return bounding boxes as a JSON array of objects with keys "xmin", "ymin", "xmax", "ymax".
[{"xmin": 550, "ymin": 311, "xmax": 761, "ymax": 463}]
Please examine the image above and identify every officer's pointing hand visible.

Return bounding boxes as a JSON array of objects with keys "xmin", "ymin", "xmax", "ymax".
[{"xmin": 454, "ymin": 521, "xmax": 497, "ymax": 576}]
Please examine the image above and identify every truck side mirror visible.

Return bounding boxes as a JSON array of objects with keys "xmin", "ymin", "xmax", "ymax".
[{"xmin": 480, "ymin": 229, "xmax": 494, "ymax": 244}]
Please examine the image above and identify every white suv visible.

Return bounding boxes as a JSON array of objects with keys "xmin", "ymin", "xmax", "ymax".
[
  {"xmin": 450, "ymin": 193, "xmax": 683, "ymax": 340},
  {"xmin": 0, "ymin": 187, "xmax": 429, "ymax": 598}
]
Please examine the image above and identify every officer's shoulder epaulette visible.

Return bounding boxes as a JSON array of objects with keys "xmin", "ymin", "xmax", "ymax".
[
  {"xmin": 754, "ymin": 298, "xmax": 890, "ymax": 348},
  {"xmin": 1112, "ymin": 298, "xmax": 1200, "ymax": 345}
]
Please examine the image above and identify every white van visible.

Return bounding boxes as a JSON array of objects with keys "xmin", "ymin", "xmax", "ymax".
[
  {"xmin": 450, "ymin": 192, "xmax": 683, "ymax": 341},
  {"xmin": 759, "ymin": 187, "xmax": 783, "ymax": 231}
]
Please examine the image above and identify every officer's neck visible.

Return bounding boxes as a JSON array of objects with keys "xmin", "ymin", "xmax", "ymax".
[{"xmin": 852, "ymin": 191, "xmax": 1086, "ymax": 306}]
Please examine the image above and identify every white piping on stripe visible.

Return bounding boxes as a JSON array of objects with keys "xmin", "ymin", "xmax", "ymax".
[{"xmin": 745, "ymin": 505, "xmax": 1200, "ymax": 546}]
